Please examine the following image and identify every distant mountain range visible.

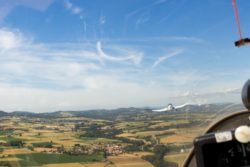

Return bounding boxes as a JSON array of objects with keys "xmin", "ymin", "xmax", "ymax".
[{"xmin": 0, "ymin": 103, "xmax": 246, "ymax": 121}]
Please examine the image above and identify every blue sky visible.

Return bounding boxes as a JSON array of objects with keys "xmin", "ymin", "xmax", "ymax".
[{"xmin": 0, "ymin": 0, "xmax": 249, "ymax": 112}]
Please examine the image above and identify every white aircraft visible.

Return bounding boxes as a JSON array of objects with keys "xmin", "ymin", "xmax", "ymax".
[{"xmin": 152, "ymin": 103, "xmax": 190, "ymax": 112}]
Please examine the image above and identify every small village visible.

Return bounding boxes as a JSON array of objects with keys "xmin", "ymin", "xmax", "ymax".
[{"xmin": 31, "ymin": 144, "xmax": 124, "ymax": 156}]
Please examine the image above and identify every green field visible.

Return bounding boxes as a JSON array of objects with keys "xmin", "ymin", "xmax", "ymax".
[
  {"xmin": 165, "ymin": 153, "xmax": 188, "ymax": 166},
  {"xmin": 0, "ymin": 105, "xmax": 231, "ymax": 167},
  {"xmin": 0, "ymin": 153, "xmax": 104, "ymax": 166},
  {"xmin": 0, "ymin": 136, "xmax": 24, "ymax": 143}
]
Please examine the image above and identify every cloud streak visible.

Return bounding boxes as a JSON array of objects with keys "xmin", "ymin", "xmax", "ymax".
[
  {"xmin": 99, "ymin": 15, "xmax": 106, "ymax": 25},
  {"xmin": 0, "ymin": 28, "xmax": 146, "ymax": 90},
  {"xmin": 152, "ymin": 49, "xmax": 184, "ymax": 68},
  {"xmin": 96, "ymin": 41, "xmax": 143, "ymax": 65},
  {"xmin": 0, "ymin": 0, "xmax": 54, "ymax": 21},
  {"xmin": 0, "ymin": 28, "xmax": 243, "ymax": 112},
  {"xmin": 64, "ymin": 0, "xmax": 82, "ymax": 14}
]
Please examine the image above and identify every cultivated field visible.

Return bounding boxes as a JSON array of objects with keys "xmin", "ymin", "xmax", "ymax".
[{"xmin": 0, "ymin": 110, "xmax": 216, "ymax": 166}]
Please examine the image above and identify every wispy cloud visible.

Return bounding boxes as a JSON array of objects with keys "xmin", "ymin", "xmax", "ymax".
[
  {"xmin": 126, "ymin": 0, "xmax": 168, "ymax": 19},
  {"xmin": 0, "ymin": 28, "xmax": 146, "ymax": 89},
  {"xmin": 97, "ymin": 36, "xmax": 205, "ymax": 44},
  {"xmin": 154, "ymin": 0, "xmax": 168, "ymax": 5},
  {"xmin": 0, "ymin": 5, "xmax": 12, "ymax": 22},
  {"xmin": 0, "ymin": 28, "xmax": 100, "ymax": 88},
  {"xmin": 177, "ymin": 88, "xmax": 241, "ymax": 99},
  {"xmin": 64, "ymin": 0, "xmax": 82, "ymax": 14},
  {"xmin": 152, "ymin": 49, "xmax": 184, "ymax": 68},
  {"xmin": 0, "ymin": 28, "xmax": 24, "ymax": 51},
  {"xmin": 124, "ymin": 2, "xmax": 155, "ymax": 31},
  {"xmin": 0, "ymin": 0, "xmax": 54, "ymax": 21},
  {"xmin": 96, "ymin": 41, "xmax": 143, "ymax": 65},
  {"xmin": 135, "ymin": 17, "xmax": 150, "ymax": 30},
  {"xmin": 165, "ymin": 71, "xmax": 208, "ymax": 87},
  {"xmin": 169, "ymin": 81, "xmax": 243, "ymax": 105},
  {"xmin": 0, "ymin": 28, "xmax": 243, "ymax": 112},
  {"xmin": 99, "ymin": 15, "xmax": 106, "ymax": 25}
]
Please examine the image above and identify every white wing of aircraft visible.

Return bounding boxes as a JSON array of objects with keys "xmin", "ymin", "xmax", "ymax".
[{"xmin": 152, "ymin": 103, "xmax": 190, "ymax": 112}]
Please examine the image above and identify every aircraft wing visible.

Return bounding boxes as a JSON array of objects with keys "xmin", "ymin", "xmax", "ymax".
[{"xmin": 152, "ymin": 107, "xmax": 170, "ymax": 112}]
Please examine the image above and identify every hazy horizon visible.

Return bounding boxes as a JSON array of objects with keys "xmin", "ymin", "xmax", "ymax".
[
  {"xmin": 0, "ymin": 101, "xmax": 244, "ymax": 114},
  {"xmin": 0, "ymin": 0, "xmax": 249, "ymax": 112}
]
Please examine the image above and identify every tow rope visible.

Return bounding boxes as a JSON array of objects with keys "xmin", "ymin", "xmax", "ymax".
[
  {"xmin": 232, "ymin": 0, "xmax": 250, "ymax": 47},
  {"xmin": 232, "ymin": 0, "xmax": 243, "ymax": 40}
]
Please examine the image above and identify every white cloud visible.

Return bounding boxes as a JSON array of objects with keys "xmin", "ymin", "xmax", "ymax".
[
  {"xmin": 224, "ymin": 88, "xmax": 241, "ymax": 94},
  {"xmin": 169, "ymin": 80, "xmax": 243, "ymax": 105},
  {"xmin": 152, "ymin": 49, "xmax": 184, "ymax": 68},
  {"xmin": 172, "ymin": 89, "xmax": 241, "ymax": 105},
  {"xmin": 108, "ymin": 36, "xmax": 205, "ymax": 43},
  {"xmin": 100, "ymin": 15, "xmax": 106, "ymax": 25},
  {"xmin": 19, "ymin": 0, "xmax": 54, "ymax": 11},
  {"xmin": 64, "ymin": 0, "xmax": 73, "ymax": 9},
  {"xmin": 0, "ymin": 5, "xmax": 12, "ymax": 22},
  {"xmin": 0, "ymin": 28, "xmax": 25, "ymax": 51},
  {"xmin": 96, "ymin": 41, "xmax": 143, "ymax": 65},
  {"xmin": 72, "ymin": 7, "xmax": 82, "ymax": 14},
  {"xmin": 64, "ymin": 0, "xmax": 82, "ymax": 14},
  {"xmin": 0, "ymin": 28, "xmax": 175, "ymax": 112},
  {"xmin": 0, "ymin": 0, "xmax": 54, "ymax": 21},
  {"xmin": 0, "ymin": 28, "xmax": 145, "ymax": 90},
  {"xmin": 0, "ymin": 80, "xmax": 175, "ymax": 112},
  {"xmin": 135, "ymin": 15, "xmax": 150, "ymax": 30},
  {"xmin": 0, "ymin": 28, "xmax": 242, "ymax": 112},
  {"xmin": 0, "ymin": 28, "xmax": 101, "ymax": 88},
  {"xmin": 125, "ymin": 0, "xmax": 173, "ymax": 30},
  {"xmin": 166, "ymin": 71, "xmax": 207, "ymax": 85}
]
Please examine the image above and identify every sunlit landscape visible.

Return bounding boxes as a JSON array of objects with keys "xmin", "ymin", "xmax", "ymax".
[
  {"xmin": 0, "ymin": 0, "xmax": 250, "ymax": 166},
  {"xmin": 0, "ymin": 103, "xmax": 244, "ymax": 166}
]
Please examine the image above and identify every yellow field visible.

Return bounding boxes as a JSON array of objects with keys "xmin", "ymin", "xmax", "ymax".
[
  {"xmin": 132, "ymin": 151, "xmax": 153, "ymax": 157},
  {"xmin": 41, "ymin": 155, "xmax": 153, "ymax": 167},
  {"xmin": 115, "ymin": 122, "xmax": 146, "ymax": 129},
  {"xmin": 149, "ymin": 120, "xmax": 189, "ymax": 129},
  {"xmin": 108, "ymin": 154, "xmax": 153, "ymax": 167},
  {"xmin": 160, "ymin": 127, "xmax": 204, "ymax": 144},
  {"xmin": 83, "ymin": 163, "xmax": 112, "ymax": 167},
  {"xmin": 2, "ymin": 148, "xmax": 33, "ymax": 155},
  {"xmin": 117, "ymin": 133, "xmax": 136, "ymax": 137},
  {"xmin": 20, "ymin": 130, "xmax": 80, "ymax": 147},
  {"xmin": 0, "ymin": 112, "xmax": 209, "ymax": 167},
  {"xmin": 149, "ymin": 122, "xmax": 172, "ymax": 128},
  {"xmin": 44, "ymin": 163, "xmax": 85, "ymax": 167},
  {"xmin": 135, "ymin": 129, "xmax": 176, "ymax": 137},
  {"xmin": 160, "ymin": 133, "xmax": 194, "ymax": 143},
  {"xmin": 165, "ymin": 153, "xmax": 188, "ymax": 166},
  {"xmin": 0, "ymin": 157, "xmax": 21, "ymax": 162}
]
